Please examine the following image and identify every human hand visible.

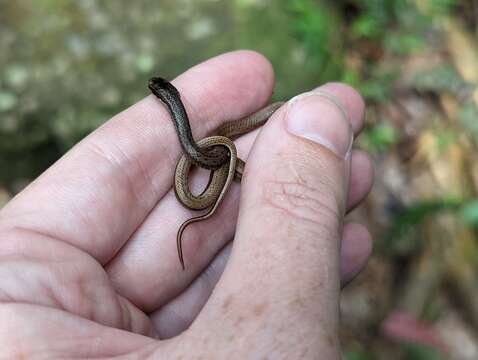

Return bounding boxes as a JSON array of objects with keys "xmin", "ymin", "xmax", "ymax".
[{"xmin": 0, "ymin": 51, "xmax": 373, "ymax": 359}]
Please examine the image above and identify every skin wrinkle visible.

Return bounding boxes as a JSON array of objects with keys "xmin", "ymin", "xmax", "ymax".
[
  {"xmin": 11, "ymin": 176, "xmax": 115, "ymax": 261},
  {"xmin": 0, "ymin": 227, "xmax": 58, "ymax": 257},
  {"xmin": 57, "ymin": 264, "xmax": 123, "ymax": 328},
  {"xmin": 266, "ymin": 180, "xmax": 338, "ymax": 218},
  {"xmin": 0, "ymin": 229, "xmax": 134, "ymax": 331},
  {"xmin": 159, "ymin": 301, "xmax": 190, "ymax": 336},
  {"xmin": 0, "ymin": 250, "xmax": 68, "ymax": 310},
  {"xmin": 222, "ymin": 295, "xmax": 234, "ymax": 311},
  {"xmin": 197, "ymin": 254, "xmax": 226, "ymax": 298},
  {"xmin": 260, "ymin": 179, "xmax": 341, "ymax": 236},
  {"xmin": 118, "ymin": 297, "xmax": 135, "ymax": 333},
  {"xmin": 44, "ymin": 268, "xmax": 68, "ymax": 311},
  {"xmin": 73, "ymin": 272, "xmax": 97, "ymax": 322},
  {"xmin": 257, "ymin": 143, "xmax": 344, "ymax": 206},
  {"xmin": 192, "ymin": 266, "xmax": 215, "ymax": 301},
  {"xmin": 245, "ymin": 143, "xmax": 345, "ymax": 254},
  {"xmin": 86, "ymin": 138, "xmax": 159, "ymax": 213}
]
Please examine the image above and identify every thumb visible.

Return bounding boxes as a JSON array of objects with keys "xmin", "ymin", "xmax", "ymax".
[{"xmin": 191, "ymin": 85, "xmax": 356, "ymax": 358}]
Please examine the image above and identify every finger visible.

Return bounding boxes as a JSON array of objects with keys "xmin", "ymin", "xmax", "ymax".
[
  {"xmin": 312, "ymin": 82, "xmax": 365, "ymax": 135},
  {"xmin": 106, "ymin": 85, "xmax": 367, "ymax": 312},
  {"xmin": 0, "ymin": 50, "xmax": 275, "ymax": 263},
  {"xmin": 347, "ymin": 149, "xmax": 374, "ymax": 210},
  {"xmin": 187, "ymin": 86, "xmax": 359, "ymax": 358},
  {"xmin": 150, "ymin": 222, "xmax": 371, "ymax": 338},
  {"xmin": 340, "ymin": 222, "xmax": 372, "ymax": 285}
]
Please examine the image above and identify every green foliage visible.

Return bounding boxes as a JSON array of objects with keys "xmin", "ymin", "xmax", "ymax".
[
  {"xmin": 421, "ymin": 0, "xmax": 457, "ymax": 16},
  {"xmin": 342, "ymin": 65, "xmax": 398, "ymax": 103},
  {"xmin": 384, "ymin": 32, "xmax": 426, "ymax": 54},
  {"xmin": 413, "ymin": 66, "xmax": 478, "ymax": 148},
  {"xmin": 435, "ymin": 130, "xmax": 457, "ymax": 153},
  {"xmin": 350, "ymin": 0, "xmax": 397, "ymax": 39},
  {"xmin": 459, "ymin": 101, "xmax": 478, "ymax": 140},
  {"xmin": 345, "ymin": 1, "xmax": 408, "ymax": 101},
  {"xmin": 287, "ymin": 0, "xmax": 344, "ymax": 82},
  {"xmin": 349, "ymin": 0, "xmax": 439, "ymax": 48},
  {"xmin": 382, "ymin": 196, "xmax": 478, "ymax": 257},
  {"xmin": 383, "ymin": 198, "xmax": 462, "ymax": 255},
  {"xmin": 232, "ymin": 0, "xmax": 343, "ymax": 99},
  {"xmin": 413, "ymin": 65, "xmax": 469, "ymax": 93},
  {"xmin": 346, "ymin": 0, "xmax": 455, "ymax": 102},
  {"xmin": 402, "ymin": 343, "xmax": 446, "ymax": 360},
  {"xmin": 290, "ymin": 0, "xmax": 334, "ymax": 50},
  {"xmin": 359, "ymin": 70, "xmax": 398, "ymax": 102},
  {"xmin": 360, "ymin": 123, "xmax": 400, "ymax": 153},
  {"xmin": 351, "ymin": 14, "xmax": 383, "ymax": 38},
  {"xmin": 343, "ymin": 347, "xmax": 374, "ymax": 360},
  {"xmin": 460, "ymin": 199, "xmax": 478, "ymax": 227}
]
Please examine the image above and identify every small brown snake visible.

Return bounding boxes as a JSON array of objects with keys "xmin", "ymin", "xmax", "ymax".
[{"xmin": 149, "ymin": 77, "xmax": 283, "ymax": 269}]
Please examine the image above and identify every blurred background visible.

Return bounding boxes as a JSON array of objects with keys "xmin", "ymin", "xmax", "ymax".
[{"xmin": 1, "ymin": 0, "xmax": 478, "ymax": 358}]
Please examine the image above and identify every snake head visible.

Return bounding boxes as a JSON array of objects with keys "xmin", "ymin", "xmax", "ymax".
[{"xmin": 148, "ymin": 77, "xmax": 180, "ymax": 100}]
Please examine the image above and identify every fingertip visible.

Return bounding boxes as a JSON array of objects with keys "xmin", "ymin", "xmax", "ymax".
[
  {"xmin": 315, "ymin": 82, "xmax": 366, "ymax": 134},
  {"xmin": 347, "ymin": 149, "xmax": 374, "ymax": 210},
  {"xmin": 174, "ymin": 50, "xmax": 276, "ymax": 118},
  {"xmin": 341, "ymin": 222, "xmax": 373, "ymax": 285},
  {"xmin": 225, "ymin": 49, "xmax": 276, "ymax": 106},
  {"xmin": 228, "ymin": 49, "xmax": 276, "ymax": 87}
]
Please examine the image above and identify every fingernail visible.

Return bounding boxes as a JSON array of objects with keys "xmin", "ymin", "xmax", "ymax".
[{"xmin": 286, "ymin": 91, "xmax": 353, "ymax": 159}]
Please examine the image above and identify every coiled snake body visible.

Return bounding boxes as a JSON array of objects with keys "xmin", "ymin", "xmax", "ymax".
[{"xmin": 149, "ymin": 77, "xmax": 283, "ymax": 269}]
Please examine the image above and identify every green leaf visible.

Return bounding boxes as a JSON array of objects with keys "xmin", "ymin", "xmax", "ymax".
[
  {"xmin": 135, "ymin": 54, "xmax": 155, "ymax": 74},
  {"xmin": 403, "ymin": 343, "xmax": 445, "ymax": 360},
  {"xmin": 344, "ymin": 348, "xmax": 374, "ymax": 360},
  {"xmin": 413, "ymin": 65, "xmax": 468, "ymax": 93},
  {"xmin": 352, "ymin": 15, "xmax": 382, "ymax": 38},
  {"xmin": 360, "ymin": 124, "xmax": 400, "ymax": 152},
  {"xmin": 460, "ymin": 200, "xmax": 478, "ymax": 226},
  {"xmin": 382, "ymin": 198, "xmax": 462, "ymax": 255},
  {"xmin": 0, "ymin": 92, "xmax": 17, "ymax": 112},
  {"xmin": 385, "ymin": 33, "xmax": 426, "ymax": 54}
]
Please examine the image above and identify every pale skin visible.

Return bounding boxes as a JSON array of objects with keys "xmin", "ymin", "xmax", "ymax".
[{"xmin": 0, "ymin": 51, "xmax": 373, "ymax": 359}]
